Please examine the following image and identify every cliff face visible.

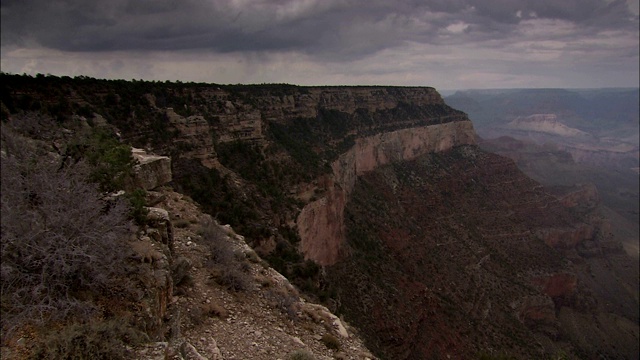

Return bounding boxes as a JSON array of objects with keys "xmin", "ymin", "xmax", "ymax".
[
  {"xmin": 328, "ymin": 145, "xmax": 638, "ymax": 359},
  {"xmin": 298, "ymin": 120, "xmax": 476, "ymax": 265},
  {"xmin": 506, "ymin": 114, "xmax": 592, "ymax": 138}
]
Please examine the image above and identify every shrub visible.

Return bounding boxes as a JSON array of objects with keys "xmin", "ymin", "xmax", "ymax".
[
  {"xmin": 320, "ymin": 333, "xmax": 341, "ymax": 351},
  {"xmin": 200, "ymin": 222, "xmax": 234, "ymax": 265},
  {"xmin": 171, "ymin": 256, "xmax": 193, "ymax": 287},
  {"xmin": 200, "ymin": 221, "xmax": 252, "ymax": 292},
  {"xmin": 31, "ymin": 319, "xmax": 147, "ymax": 360},
  {"xmin": 201, "ymin": 301, "xmax": 228, "ymax": 319},
  {"xmin": 67, "ymin": 129, "xmax": 135, "ymax": 192},
  {"xmin": 0, "ymin": 129, "xmax": 134, "ymax": 339},
  {"xmin": 265, "ymin": 288, "xmax": 300, "ymax": 320},
  {"xmin": 174, "ymin": 219, "xmax": 190, "ymax": 228},
  {"xmin": 288, "ymin": 349, "xmax": 316, "ymax": 360},
  {"xmin": 126, "ymin": 188, "xmax": 149, "ymax": 225}
]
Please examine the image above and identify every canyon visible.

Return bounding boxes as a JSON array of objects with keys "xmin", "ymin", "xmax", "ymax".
[
  {"xmin": 298, "ymin": 120, "xmax": 476, "ymax": 265},
  {"xmin": 1, "ymin": 74, "xmax": 638, "ymax": 359},
  {"xmin": 447, "ymin": 88, "xmax": 639, "ymax": 258}
]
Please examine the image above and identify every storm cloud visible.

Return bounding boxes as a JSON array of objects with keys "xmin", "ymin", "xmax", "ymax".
[{"xmin": 1, "ymin": 0, "xmax": 638, "ymax": 88}]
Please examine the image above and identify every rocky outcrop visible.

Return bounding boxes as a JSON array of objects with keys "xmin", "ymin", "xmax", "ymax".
[
  {"xmin": 249, "ymin": 86, "xmax": 446, "ymax": 122},
  {"xmin": 536, "ymin": 224, "xmax": 596, "ymax": 249},
  {"xmin": 298, "ymin": 120, "xmax": 476, "ymax": 265},
  {"xmin": 131, "ymin": 206, "xmax": 176, "ymax": 338},
  {"xmin": 506, "ymin": 114, "xmax": 591, "ymax": 138},
  {"xmin": 532, "ymin": 273, "xmax": 578, "ymax": 298},
  {"xmin": 561, "ymin": 142, "xmax": 639, "ymax": 169},
  {"xmin": 131, "ymin": 147, "xmax": 172, "ymax": 190},
  {"xmin": 557, "ymin": 183, "xmax": 599, "ymax": 209},
  {"xmin": 166, "ymin": 109, "xmax": 219, "ymax": 168}
]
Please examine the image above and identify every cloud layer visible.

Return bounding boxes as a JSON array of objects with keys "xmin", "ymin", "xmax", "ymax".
[{"xmin": 1, "ymin": 0, "xmax": 638, "ymax": 88}]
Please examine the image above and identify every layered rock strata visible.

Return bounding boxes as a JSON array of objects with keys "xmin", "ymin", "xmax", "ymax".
[{"xmin": 298, "ymin": 120, "xmax": 476, "ymax": 265}]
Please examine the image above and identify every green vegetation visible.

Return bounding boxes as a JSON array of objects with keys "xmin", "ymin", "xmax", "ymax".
[
  {"xmin": 127, "ymin": 188, "xmax": 149, "ymax": 225},
  {"xmin": 66, "ymin": 129, "xmax": 135, "ymax": 192},
  {"xmin": 269, "ymin": 120, "xmax": 324, "ymax": 177}
]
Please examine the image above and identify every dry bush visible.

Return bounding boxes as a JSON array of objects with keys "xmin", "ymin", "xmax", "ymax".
[
  {"xmin": 200, "ymin": 221, "xmax": 252, "ymax": 292},
  {"xmin": 172, "ymin": 256, "xmax": 193, "ymax": 288},
  {"xmin": 0, "ymin": 128, "xmax": 134, "ymax": 340},
  {"xmin": 202, "ymin": 301, "xmax": 228, "ymax": 319},
  {"xmin": 288, "ymin": 349, "xmax": 316, "ymax": 360},
  {"xmin": 31, "ymin": 319, "xmax": 147, "ymax": 360},
  {"xmin": 174, "ymin": 219, "xmax": 190, "ymax": 228},
  {"xmin": 200, "ymin": 221, "xmax": 234, "ymax": 265},
  {"xmin": 320, "ymin": 333, "xmax": 341, "ymax": 351},
  {"xmin": 265, "ymin": 288, "xmax": 300, "ymax": 320},
  {"xmin": 209, "ymin": 266, "xmax": 251, "ymax": 292}
]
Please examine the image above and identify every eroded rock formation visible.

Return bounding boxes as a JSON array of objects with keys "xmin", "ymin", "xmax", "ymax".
[
  {"xmin": 298, "ymin": 121, "xmax": 476, "ymax": 265},
  {"xmin": 130, "ymin": 147, "xmax": 172, "ymax": 190}
]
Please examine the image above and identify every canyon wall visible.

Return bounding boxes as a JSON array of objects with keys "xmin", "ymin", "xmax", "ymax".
[{"xmin": 298, "ymin": 120, "xmax": 477, "ymax": 265}]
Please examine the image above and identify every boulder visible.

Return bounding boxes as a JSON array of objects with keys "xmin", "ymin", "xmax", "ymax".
[{"xmin": 131, "ymin": 148, "xmax": 172, "ymax": 191}]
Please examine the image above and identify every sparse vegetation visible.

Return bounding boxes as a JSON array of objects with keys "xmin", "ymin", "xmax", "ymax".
[
  {"xmin": 174, "ymin": 219, "xmax": 191, "ymax": 228},
  {"xmin": 127, "ymin": 188, "xmax": 149, "ymax": 225},
  {"xmin": 0, "ymin": 125, "xmax": 154, "ymax": 359},
  {"xmin": 66, "ymin": 129, "xmax": 136, "ymax": 192},
  {"xmin": 200, "ymin": 221, "xmax": 252, "ymax": 292},
  {"xmin": 265, "ymin": 287, "xmax": 300, "ymax": 320},
  {"xmin": 171, "ymin": 256, "xmax": 194, "ymax": 288},
  {"xmin": 31, "ymin": 319, "xmax": 147, "ymax": 360},
  {"xmin": 320, "ymin": 333, "xmax": 341, "ymax": 351},
  {"xmin": 201, "ymin": 301, "xmax": 229, "ymax": 319},
  {"xmin": 1, "ymin": 128, "xmax": 134, "ymax": 337},
  {"xmin": 288, "ymin": 349, "xmax": 316, "ymax": 360}
]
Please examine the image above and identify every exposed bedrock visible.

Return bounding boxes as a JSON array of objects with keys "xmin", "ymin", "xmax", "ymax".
[{"xmin": 297, "ymin": 120, "xmax": 477, "ymax": 265}]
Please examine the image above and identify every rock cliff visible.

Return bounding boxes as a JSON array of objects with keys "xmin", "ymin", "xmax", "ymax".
[
  {"xmin": 298, "ymin": 120, "xmax": 476, "ymax": 265},
  {"xmin": 506, "ymin": 114, "xmax": 592, "ymax": 138},
  {"xmin": 327, "ymin": 145, "xmax": 638, "ymax": 359},
  {"xmin": 130, "ymin": 147, "xmax": 173, "ymax": 190}
]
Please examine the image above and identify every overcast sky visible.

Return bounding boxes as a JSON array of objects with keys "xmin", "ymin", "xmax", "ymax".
[{"xmin": 1, "ymin": 0, "xmax": 638, "ymax": 89}]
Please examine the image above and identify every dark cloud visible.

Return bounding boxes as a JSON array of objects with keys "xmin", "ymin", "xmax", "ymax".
[
  {"xmin": 2, "ymin": 0, "xmax": 637, "ymax": 59},
  {"xmin": 1, "ymin": 0, "xmax": 637, "ymax": 88}
]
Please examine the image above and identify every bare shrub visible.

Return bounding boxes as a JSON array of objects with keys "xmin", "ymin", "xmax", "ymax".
[
  {"xmin": 0, "ymin": 129, "xmax": 134, "ymax": 339},
  {"xmin": 174, "ymin": 219, "xmax": 190, "ymax": 228},
  {"xmin": 265, "ymin": 288, "xmax": 300, "ymax": 320},
  {"xmin": 202, "ymin": 301, "xmax": 228, "ymax": 319},
  {"xmin": 200, "ymin": 221, "xmax": 252, "ymax": 292},
  {"xmin": 288, "ymin": 349, "xmax": 316, "ymax": 360},
  {"xmin": 215, "ymin": 266, "xmax": 251, "ymax": 292},
  {"xmin": 5, "ymin": 112, "xmax": 60, "ymax": 140},
  {"xmin": 188, "ymin": 306, "xmax": 205, "ymax": 326},
  {"xmin": 320, "ymin": 333, "xmax": 341, "ymax": 351},
  {"xmin": 200, "ymin": 221, "xmax": 234, "ymax": 265},
  {"xmin": 31, "ymin": 319, "xmax": 147, "ymax": 360},
  {"xmin": 171, "ymin": 256, "xmax": 193, "ymax": 287}
]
